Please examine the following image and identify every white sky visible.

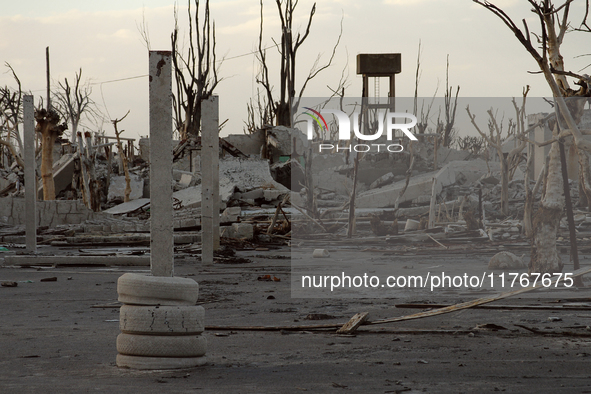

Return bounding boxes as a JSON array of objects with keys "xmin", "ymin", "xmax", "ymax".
[{"xmin": 1, "ymin": 0, "xmax": 589, "ymax": 141}]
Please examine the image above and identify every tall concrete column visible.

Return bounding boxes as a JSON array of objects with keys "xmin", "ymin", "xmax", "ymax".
[
  {"xmin": 201, "ymin": 95, "xmax": 220, "ymax": 264},
  {"xmin": 24, "ymin": 95, "xmax": 36, "ymax": 253},
  {"xmin": 149, "ymin": 51, "xmax": 174, "ymax": 277}
]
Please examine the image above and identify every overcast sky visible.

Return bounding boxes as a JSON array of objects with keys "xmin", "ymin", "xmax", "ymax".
[{"xmin": 1, "ymin": 0, "xmax": 589, "ymax": 141}]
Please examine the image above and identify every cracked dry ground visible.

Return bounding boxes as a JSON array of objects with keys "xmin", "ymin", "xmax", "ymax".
[{"xmin": 1, "ymin": 246, "xmax": 591, "ymax": 393}]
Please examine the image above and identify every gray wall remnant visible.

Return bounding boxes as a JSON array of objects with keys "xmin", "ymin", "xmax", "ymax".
[
  {"xmin": 0, "ymin": 198, "xmax": 98, "ymax": 227},
  {"xmin": 149, "ymin": 50, "xmax": 174, "ymax": 277},
  {"xmin": 24, "ymin": 95, "xmax": 36, "ymax": 253},
  {"xmin": 201, "ymin": 95, "xmax": 220, "ymax": 264}
]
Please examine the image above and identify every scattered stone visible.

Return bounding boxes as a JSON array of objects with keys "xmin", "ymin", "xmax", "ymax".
[
  {"xmin": 488, "ymin": 251, "xmax": 526, "ymax": 270},
  {"xmin": 312, "ymin": 249, "xmax": 330, "ymax": 258}
]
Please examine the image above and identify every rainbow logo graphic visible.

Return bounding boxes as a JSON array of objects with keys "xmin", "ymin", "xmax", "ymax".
[{"xmin": 303, "ymin": 107, "xmax": 328, "ymax": 132}]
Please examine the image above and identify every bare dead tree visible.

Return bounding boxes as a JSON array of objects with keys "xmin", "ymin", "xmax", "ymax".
[
  {"xmin": 244, "ymin": 88, "xmax": 274, "ymax": 134},
  {"xmin": 413, "ymin": 41, "xmax": 437, "ymax": 136},
  {"xmin": 441, "ymin": 55, "xmax": 460, "ymax": 147},
  {"xmin": 457, "ymin": 136, "xmax": 486, "ymax": 155},
  {"xmin": 171, "ymin": 0, "xmax": 220, "ymax": 139},
  {"xmin": 467, "ymin": 88, "xmax": 529, "ymax": 216},
  {"xmin": 254, "ymin": 0, "xmax": 341, "ymax": 128},
  {"xmin": 35, "ymin": 108, "xmax": 67, "ymax": 200},
  {"xmin": 53, "ymin": 68, "xmax": 95, "ymax": 142},
  {"xmin": 0, "ymin": 63, "xmax": 25, "ymax": 169},
  {"xmin": 475, "ymin": 0, "xmax": 591, "ymax": 274}
]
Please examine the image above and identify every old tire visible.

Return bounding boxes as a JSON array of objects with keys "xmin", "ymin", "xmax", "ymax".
[
  {"xmin": 117, "ymin": 333, "xmax": 207, "ymax": 357},
  {"xmin": 117, "ymin": 273, "xmax": 199, "ymax": 305},
  {"xmin": 120, "ymin": 305, "xmax": 205, "ymax": 335},
  {"xmin": 116, "ymin": 354, "xmax": 207, "ymax": 370}
]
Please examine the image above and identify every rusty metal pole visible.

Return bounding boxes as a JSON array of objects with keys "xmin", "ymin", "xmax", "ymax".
[{"xmin": 558, "ymin": 138, "xmax": 584, "ymax": 287}]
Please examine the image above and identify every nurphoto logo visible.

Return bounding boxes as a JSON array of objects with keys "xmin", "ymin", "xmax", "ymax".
[{"xmin": 302, "ymin": 107, "xmax": 418, "ymax": 153}]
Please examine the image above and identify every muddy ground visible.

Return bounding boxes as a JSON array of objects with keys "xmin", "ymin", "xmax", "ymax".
[{"xmin": 1, "ymin": 244, "xmax": 591, "ymax": 393}]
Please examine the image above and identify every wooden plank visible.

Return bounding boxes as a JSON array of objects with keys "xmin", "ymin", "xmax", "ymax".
[
  {"xmin": 370, "ymin": 265, "xmax": 591, "ymax": 326},
  {"xmin": 336, "ymin": 312, "xmax": 369, "ymax": 334},
  {"xmin": 395, "ymin": 303, "xmax": 591, "ymax": 311}
]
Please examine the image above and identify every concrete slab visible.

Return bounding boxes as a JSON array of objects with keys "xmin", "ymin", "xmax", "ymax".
[
  {"xmin": 221, "ymin": 157, "xmax": 289, "ymax": 193},
  {"xmin": 3, "ymin": 255, "xmax": 150, "ymax": 267},
  {"xmin": 173, "ymin": 183, "xmax": 235, "ymax": 209},
  {"xmin": 357, "ymin": 159, "xmax": 499, "ymax": 208},
  {"xmin": 107, "ymin": 175, "xmax": 144, "ymax": 201},
  {"xmin": 37, "ymin": 153, "xmax": 76, "ymax": 199},
  {"xmin": 104, "ymin": 198, "xmax": 151, "ymax": 215},
  {"xmin": 178, "ymin": 173, "xmax": 193, "ymax": 188},
  {"xmin": 173, "ymin": 158, "xmax": 288, "ymax": 208}
]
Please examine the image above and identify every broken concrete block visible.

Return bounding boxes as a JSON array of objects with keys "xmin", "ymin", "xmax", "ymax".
[
  {"xmin": 488, "ymin": 251, "xmax": 526, "ymax": 270},
  {"xmin": 224, "ymin": 207, "xmax": 241, "ymax": 216},
  {"xmin": 314, "ymin": 169, "xmax": 353, "ymax": 196},
  {"xmin": 263, "ymin": 189, "xmax": 284, "ymax": 201},
  {"xmin": 413, "ymin": 195, "xmax": 432, "ymax": 204},
  {"xmin": 234, "ymin": 189, "xmax": 264, "ymax": 201},
  {"xmin": 404, "ymin": 219, "xmax": 420, "ymax": 232},
  {"xmin": 220, "ymin": 223, "xmax": 253, "ymax": 239},
  {"xmin": 357, "ymin": 160, "xmax": 500, "ymax": 209},
  {"xmin": 104, "ymin": 198, "xmax": 150, "ymax": 215},
  {"xmin": 65, "ymin": 214, "xmax": 83, "ymax": 225},
  {"xmin": 219, "ymin": 226, "xmax": 233, "ymax": 238},
  {"xmin": 220, "ymin": 207, "xmax": 240, "ymax": 223},
  {"xmin": 37, "ymin": 153, "xmax": 75, "ymax": 199},
  {"xmin": 108, "ymin": 175, "xmax": 145, "ymax": 201},
  {"xmin": 180, "ymin": 218, "xmax": 199, "ymax": 228},
  {"xmin": 56, "ymin": 201, "xmax": 73, "ymax": 214},
  {"xmin": 232, "ymin": 223, "xmax": 253, "ymax": 239},
  {"xmin": 369, "ymin": 172, "xmax": 396, "ymax": 190},
  {"xmin": 480, "ymin": 175, "xmax": 500, "ymax": 185},
  {"xmin": 85, "ymin": 224, "xmax": 104, "ymax": 233},
  {"xmin": 312, "ymin": 249, "xmax": 330, "ymax": 258},
  {"xmin": 178, "ymin": 173, "xmax": 193, "ymax": 188}
]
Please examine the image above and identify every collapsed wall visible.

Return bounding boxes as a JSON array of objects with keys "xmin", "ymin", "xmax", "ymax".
[{"xmin": 1, "ymin": 198, "xmax": 99, "ymax": 227}]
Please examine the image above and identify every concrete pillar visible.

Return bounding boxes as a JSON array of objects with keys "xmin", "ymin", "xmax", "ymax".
[
  {"xmin": 149, "ymin": 50, "xmax": 174, "ymax": 277},
  {"xmin": 201, "ymin": 96, "xmax": 220, "ymax": 264},
  {"xmin": 24, "ymin": 95, "xmax": 36, "ymax": 253}
]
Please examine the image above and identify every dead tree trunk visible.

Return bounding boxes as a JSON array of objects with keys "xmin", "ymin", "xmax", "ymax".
[
  {"xmin": 530, "ymin": 139, "xmax": 564, "ymax": 273},
  {"xmin": 112, "ymin": 111, "xmax": 131, "ymax": 203},
  {"xmin": 76, "ymin": 132, "xmax": 91, "ymax": 207},
  {"xmin": 475, "ymin": 0, "xmax": 591, "ymax": 274},
  {"xmin": 34, "ymin": 108, "xmax": 67, "ymax": 200},
  {"xmin": 84, "ymin": 131, "xmax": 101, "ymax": 211},
  {"xmin": 467, "ymin": 99, "xmax": 527, "ymax": 217}
]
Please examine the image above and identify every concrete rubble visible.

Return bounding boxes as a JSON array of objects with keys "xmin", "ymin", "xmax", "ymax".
[
  {"xmin": 3, "ymin": 117, "xmax": 590, "ymax": 249},
  {"xmin": 2, "ymin": 87, "xmax": 591, "ymax": 392}
]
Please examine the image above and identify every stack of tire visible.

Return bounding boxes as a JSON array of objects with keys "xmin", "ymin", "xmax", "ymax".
[{"xmin": 115, "ymin": 273, "xmax": 206, "ymax": 370}]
